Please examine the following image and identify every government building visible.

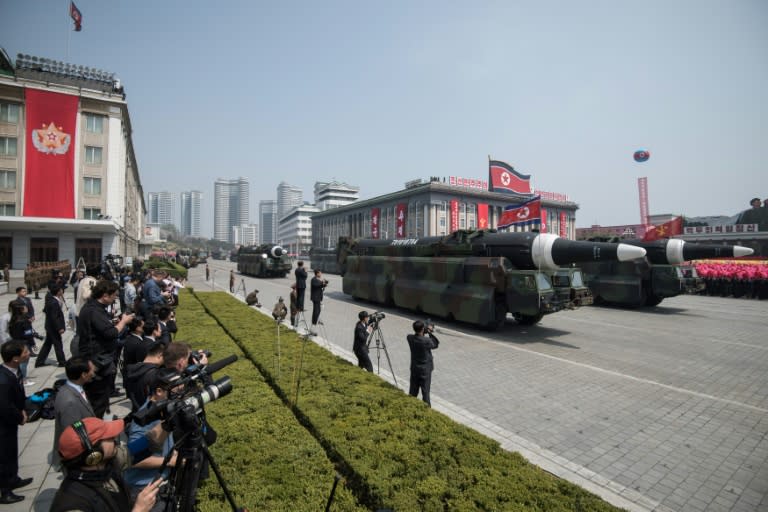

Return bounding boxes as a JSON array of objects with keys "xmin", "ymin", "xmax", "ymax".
[
  {"xmin": 311, "ymin": 176, "xmax": 578, "ymax": 249},
  {"xmin": 0, "ymin": 48, "xmax": 145, "ymax": 270}
]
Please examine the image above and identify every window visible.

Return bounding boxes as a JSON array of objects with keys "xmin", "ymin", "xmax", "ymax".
[
  {"xmin": 30, "ymin": 238, "xmax": 58, "ymax": 262},
  {"xmin": 84, "ymin": 177, "xmax": 102, "ymax": 195},
  {"xmin": 85, "ymin": 114, "xmax": 104, "ymax": 133},
  {"xmin": 0, "ymin": 137, "xmax": 17, "ymax": 157},
  {"xmin": 0, "ymin": 103, "xmax": 20, "ymax": 123},
  {"xmin": 0, "ymin": 203, "xmax": 15, "ymax": 216},
  {"xmin": 83, "ymin": 207, "xmax": 102, "ymax": 219},
  {"xmin": 0, "ymin": 170, "xmax": 16, "ymax": 189},
  {"xmin": 85, "ymin": 146, "xmax": 102, "ymax": 164}
]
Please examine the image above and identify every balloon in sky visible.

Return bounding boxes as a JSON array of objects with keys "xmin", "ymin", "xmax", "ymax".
[{"xmin": 633, "ymin": 149, "xmax": 650, "ymax": 162}]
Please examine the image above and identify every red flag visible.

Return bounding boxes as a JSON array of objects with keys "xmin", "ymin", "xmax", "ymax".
[
  {"xmin": 477, "ymin": 203, "xmax": 489, "ymax": 229},
  {"xmin": 489, "ymin": 160, "xmax": 532, "ymax": 194},
  {"xmin": 70, "ymin": 1, "xmax": 82, "ymax": 31},
  {"xmin": 395, "ymin": 203, "xmax": 407, "ymax": 238},
  {"xmin": 23, "ymin": 89, "xmax": 78, "ymax": 218},
  {"xmin": 498, "ymin": 196, "xmax": 542, "ymax": 229},
  {"xmin": 642, "ymin": 216, "xmax": 683, "ymax": 241},
  {"xmin": 370, "ymin": 208, "xmax": 380, "ymax": 239},
  {"xmin": 449, "ymin": 200, "xmax": 459, "ymax": 232}
]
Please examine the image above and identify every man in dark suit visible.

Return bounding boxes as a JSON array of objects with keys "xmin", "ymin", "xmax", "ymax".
[
  {"xmin": 309, "ymin": 269, "xmax": 328, "ymax": 335},
  {"xmin": 36, "ymin": 284, "xmax": 68, "ymax": 367},
  {"xmin": 52, "ymin": 357, "xmax": 96, "ymax": 468},
  {"xmin": 0, "ymin": 340, "xmax": 32, "ymax": 504},
  {"xmin": 406, "ymin": 320, "xmax": 440, "ymax": 407},
  {"xmin": 294, "ymin": 261, "xmax": 307, "ymax": 312}
]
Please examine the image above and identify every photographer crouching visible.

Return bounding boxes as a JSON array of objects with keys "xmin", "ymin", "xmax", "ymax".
[{"xmin": 407, "ymin": 320, "xmax": 439, "ymax": 407}]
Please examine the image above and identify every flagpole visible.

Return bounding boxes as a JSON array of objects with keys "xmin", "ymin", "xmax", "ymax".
[{"xmin": 66, "ymin": 0, "xmax": 71, "ymax": 61}]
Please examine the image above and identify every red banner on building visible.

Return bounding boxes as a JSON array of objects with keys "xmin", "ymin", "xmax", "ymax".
[
  {"xmin": 638, "ymin": 177, "xmax": 649, "ymax": 226},
  {"xmin": 449, "ymin": 199, "xmax": 459, "ymax": 232},
  {"xmin": 24, "ymin": 89, "xmax": 78, "ymax": 218},
  {"xmin": 477, "ymin": 203, "xmax": 488, "ymax": 229},
  {"xmin": 370, "ymin": 207, "xmax": 380, "ymax": 239},
  {"xmin": 559, "ymin": 212, "xmax": 567, "ymax": 238},
  {"xmin": 395, "ymin": 203, "xmax": 407, "ymax": 238},
  {"xmin": 540, "ymin": 208, "xmax": 547, "ymax": 233}
]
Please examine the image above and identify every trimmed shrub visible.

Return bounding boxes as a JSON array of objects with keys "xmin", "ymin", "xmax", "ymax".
[{"xmin": 192, "ymin": 291, "xmax": 623, "ymax": 512}]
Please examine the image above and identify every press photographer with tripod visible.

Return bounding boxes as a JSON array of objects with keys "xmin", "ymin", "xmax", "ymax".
[
  {"xmin": 407, "ymin": 320, "xmax": 440, "ymax": 407},
  {"xmin": 309, "ymin": 269, "xmax": 328, "ymax": 335},
  {"xmin": 353, "ymin": 311, "xmax": 373, "ymax": 372}
]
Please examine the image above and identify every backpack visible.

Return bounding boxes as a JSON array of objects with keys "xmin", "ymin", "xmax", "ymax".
[{"xmin": 24, "ymin": 378, "xmax": 66, "ymax": 421}]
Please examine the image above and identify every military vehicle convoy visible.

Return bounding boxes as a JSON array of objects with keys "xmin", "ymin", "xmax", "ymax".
[
  {"xmin": 580, "ymin": 238, "xmax": 753, "ymax": 307},
  {"xmin": 237, "ymin": 244, "xmax": 292, "ymax": 278},
  {"xmin": 337, "ymin": 230, "xmax": 646, "ymax": 328}
]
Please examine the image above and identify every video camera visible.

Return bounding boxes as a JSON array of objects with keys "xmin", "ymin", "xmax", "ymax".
[
  {"xmin": 131, "ymin": 376, "xmax": 233, "ymax": 428},
  {"xmin": 367, "ymin": 311, "xmax": 385, "ymax": 326}
]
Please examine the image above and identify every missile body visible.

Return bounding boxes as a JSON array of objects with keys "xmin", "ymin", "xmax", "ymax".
[
  {"xmin": 341, "ymin": 231, "xmax": 646, "ymax": 271},
  {"xmin": 622, "ymin": 239, "xmax": 754, "ymax": 265}
]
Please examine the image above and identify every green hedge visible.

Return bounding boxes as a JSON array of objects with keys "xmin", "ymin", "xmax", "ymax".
[
  {"xmin": 190, "ymin": 291, "xmax": 623, "ymax": 512},
  {"xmin": 144, "ymin": 258, "xmax": 188, "ymax": 279},
  {"xmin": 174, "ymin": 291, "xmax": 365, "ymax": 511}
]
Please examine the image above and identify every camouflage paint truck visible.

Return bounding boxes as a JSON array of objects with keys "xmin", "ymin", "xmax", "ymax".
[
  {"xmin": 338, "ymin": 230, "xmax": 646, "ymax": 328},
  {"xmin": 237, "ymin": 244, "xmax": 292, "ymax": 278},
  {"xmin": 581, "ymin": 238, "xmax": 752, "ymax": 307},
  {"xmin": 309, "ymin": 247, "xmax": 341, "ymax": 275}
]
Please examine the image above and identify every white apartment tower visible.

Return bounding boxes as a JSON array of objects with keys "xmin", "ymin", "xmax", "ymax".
[
  {"xmin": 213, "ymin": 177, "xmax": 249, "ymax": 243},
  {"xmin": 277, "ymin": 181, "xmax": 303, "ymax": 222},
  {"xmin": 258, "ymin": 200, "xmax": 277, "ymax": 244},
  {"xmin": 180, "ymin": 190, "xmax": 202, "ymax": 237},
  {"xmin": 147, "ymin": 191, "xmax": 176, "ymax": 227}
]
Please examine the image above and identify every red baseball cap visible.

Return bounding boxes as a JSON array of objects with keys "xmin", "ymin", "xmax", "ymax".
[{"xmin": 58, "ymin": 418, "xmax": 124, "ymax": 461}]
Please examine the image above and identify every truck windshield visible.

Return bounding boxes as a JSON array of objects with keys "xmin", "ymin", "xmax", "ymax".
[
  {"xmin": 536, "ymin": 272, "xmax": 553, "ymax": 291},
  {"xmin": 571, "ymin": 270, "xmax": 584, "ymax": 287}
]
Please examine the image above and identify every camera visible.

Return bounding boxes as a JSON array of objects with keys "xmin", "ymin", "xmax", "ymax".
[
  {"xmin": 424, "ymin": 318, "xmax": 435, "ymax": 333},
  {"xmin": 367, "ymin": 311, "xmax": 385, "ymax": 326},
  {"xmin": 189, "ymin": 349, "xmax": 212, "ymax": 366},
  {"xmin": 131, "ymin": 376, "xmax": 233, "ymax": 427}
]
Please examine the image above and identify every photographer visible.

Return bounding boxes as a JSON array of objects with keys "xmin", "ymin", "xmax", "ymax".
[
  {"xmin": 353, "ymin": 311, "xmax": 373, "ymax": 372},
  {"xmin": 406, "ymin": 320, "xmax": 440, "ymax": 407},
  {"xmin": 77, "ymin": 280, "xmax": 135, "ymax": 418},
  {"xmin": 50, "ymin": 417, "xmax": 161, "ymax": 512},
  {"xmin": 124, "ymin": 369, "xmax": 181, "ymax": 510},
  {"xmin": 309, "ymin": 269, "xmax": 328, "ymax": 335}
]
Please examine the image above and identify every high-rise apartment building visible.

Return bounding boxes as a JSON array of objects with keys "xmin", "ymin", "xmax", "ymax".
[
  {"xmin": 213, "ymin": 177, "xmax": 249, "ymax": 243},
  {"xmin": 180, "ymin": 190, "xmax": 202, "ymax": 237},
  {"xmin": 147, "ymin": 191, "xmax": 176, "ymax": 227},
  {"xmin": 259, "ymin": 200, "xmax": 277, "ymax": 244},
  {"xmin": 314, "ymin": 181, "xmax": 360, "ymax": 211},
  {"xmin": 232, "ymin": 223, "xmax": 258, "ymax": 246},
  {"xmin": 277, "ymin": 181, "xmax": 303, "ymax": 222}
]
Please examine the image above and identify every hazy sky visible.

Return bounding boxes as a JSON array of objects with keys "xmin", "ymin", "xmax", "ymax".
[{"xmin": 2, "ymin": 0, "xmax": 766, "ymax": 237}]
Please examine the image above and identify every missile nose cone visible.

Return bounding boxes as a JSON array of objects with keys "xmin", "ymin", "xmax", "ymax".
[
  {"xmin": 617, "ymin": 244, "xmax": 647, "ymax": 261},
  {"xmin": 733, "ymin": 246, "xmax": 754, "ymax": 257}
]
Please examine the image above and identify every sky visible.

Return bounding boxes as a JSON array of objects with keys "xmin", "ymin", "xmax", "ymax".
[{"xmin": 1, "ymin": 0, "xmax": 767, "ymax": 238}]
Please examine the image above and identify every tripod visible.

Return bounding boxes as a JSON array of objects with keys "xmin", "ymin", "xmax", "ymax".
[
  {"xmin": 162, "ymin": 407, "xmax": 244, "ymax": 512},
  {"xmin": 367, "ymin": 321, "xmax": 399, "ymax": 388},
  {"xmin": 234, "ymin": 278, "xmax": 247, "ymax": 298}
]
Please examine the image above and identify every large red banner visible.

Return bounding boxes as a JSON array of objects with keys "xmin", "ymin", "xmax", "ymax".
[
  {"xmin": 559, "ymin": 212, "xmax": 567, "ymax": 238},
  {"xmin": 449, "ymin": 200, "xmax": 459, "ymax": 232},
  {"xmin": 24, "ymin": 89, "xmax": 78, "ymax": 218},
  {"xmin": 638, "ymin": 177, "xmax": 649, "ymax": 226},
  {"xmin": 477, "ymin": 203, "xmax": 488, "ymax": 229},
  {"xmin": 540, "ymin": 208, "xmax": 547, "ymax": 233},
  {"xmin": 370, "ymin": 208, "xmax": 380, "ymax": 239},
  {"xmin": 395, "ymin": 203, "xmax": 407, "ymax": 238}
]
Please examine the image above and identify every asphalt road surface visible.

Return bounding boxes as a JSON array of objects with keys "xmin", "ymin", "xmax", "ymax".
[{"xmin": 202, "ymin": 260, "xmax": 768, "ymax": 512}]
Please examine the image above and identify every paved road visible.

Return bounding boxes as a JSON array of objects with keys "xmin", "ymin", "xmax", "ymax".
[{"xmin": 210, "ymin": 260, "xmax": 768, "ymax": 512}]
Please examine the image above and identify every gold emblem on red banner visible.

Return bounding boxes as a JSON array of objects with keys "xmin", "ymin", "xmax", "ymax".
[{"xmin": 32, "ymin": 121, "xmax": 71, "ymax": 155}]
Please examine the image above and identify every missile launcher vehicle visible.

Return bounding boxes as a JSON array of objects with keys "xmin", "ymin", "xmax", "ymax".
[
  {"xmin": 337, "ymin": 230, "xmax": 646, "ymax": 328},
  {"xmin": 581, "ymin": 238, "xmax": 754, "ymax": 307},
  {"xmin": 237, "ymin": 244, "xmax": 292, "ymax": 278}
]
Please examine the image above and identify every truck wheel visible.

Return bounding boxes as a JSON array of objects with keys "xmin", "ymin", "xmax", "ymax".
[
  {"xmin": 512, "ymin": 313, "xmax": 543, "ymax": 325},
  {"xmin": 644, "ymin": 292, "xmax": 663, "ymax": 307}
]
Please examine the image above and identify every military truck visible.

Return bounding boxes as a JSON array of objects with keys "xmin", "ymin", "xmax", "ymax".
[
  {"xmin": 237, "ymin": 244, "xmax": 292, "ymax": 278},
  {"xmin": 581, "ymin": 238, "xmax": 751, "ymax": 307},
  {"xmin": 549, "ymin": 267, "xmax": 594, "ymax": 308},
  {"xmin": 309, "ymin": 247, "xmax": 341, "ymax": 275},
  {"xmin": 337, "ymin": 230, "xmax": 645, "ymax": 328}
]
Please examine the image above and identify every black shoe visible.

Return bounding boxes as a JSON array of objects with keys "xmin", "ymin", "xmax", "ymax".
[
  {"xmin": 11, "ymin": 477, "xmax": 32, "ymax": 489},
  {"xmin": 0, "ymin": 492, "xmax": 24, "ymax": 504}
]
